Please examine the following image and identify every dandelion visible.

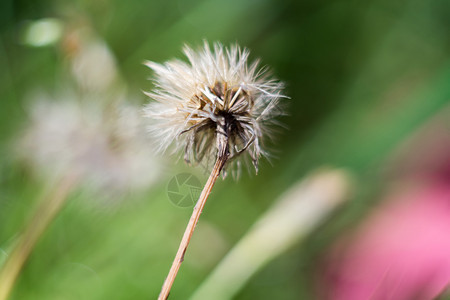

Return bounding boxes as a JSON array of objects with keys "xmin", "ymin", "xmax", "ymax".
[
  {"xmin": 144, "ymin": 42, "xmax": 286, "ymax": 299},
  {"xmin": 144, "ymin": 41, "xmax": 286, "ymax": 176}
]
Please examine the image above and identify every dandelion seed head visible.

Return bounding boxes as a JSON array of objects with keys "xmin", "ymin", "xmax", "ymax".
[
  {"xmin": 144, "ymin": 42, "xmax": 286, "ymax": 176},
  {"xmin": 19, "ymin": 92, "xmax": 161, "ymax": 198}
]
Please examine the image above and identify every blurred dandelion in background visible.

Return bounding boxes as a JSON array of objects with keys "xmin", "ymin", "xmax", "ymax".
[
  {"xmin": 0, "ymin": 94, "xmax": 161, "ymax": 299},
  {"xmin": 16, "ymin": 9, "xmax": 163, "ymax": 199},
  {"xmin": 0, "ymin": 11, "xmax": 162, "ymax": 299},
  {"xmin": 19, "ymin": 95, "xmax": 161, "ymax": 198},
  {"xmin": 62, "ymin": 24, "xmax": 121, "ymax": 93}
]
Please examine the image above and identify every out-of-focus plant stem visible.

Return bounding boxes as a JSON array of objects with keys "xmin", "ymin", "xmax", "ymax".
[{"xmin": 0, "ymin": 175, "xmax": 77, "ymax": 300}]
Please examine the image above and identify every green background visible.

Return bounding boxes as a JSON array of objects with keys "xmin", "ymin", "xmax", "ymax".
[{"xmin": 1, "ymin": 0, "xmax": 449, "ymax": 299}]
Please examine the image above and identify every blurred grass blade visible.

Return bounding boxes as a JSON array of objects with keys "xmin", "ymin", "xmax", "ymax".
[
  {"xmin": 190, "ymin": 168, "xmax": 352, "ymax": 300},
  {"xmin": 0, "ymin": 175, "xmax": 76, "ymax": 300}
]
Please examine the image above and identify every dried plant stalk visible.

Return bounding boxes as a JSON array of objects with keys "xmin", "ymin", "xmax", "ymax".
[
  {"xmin": 158, "ymin": 155, "xmax": 228, "ymax": 300},
  {"xmin": 145, "ymin": 42, "xmax": 286, "ymax": 299}
]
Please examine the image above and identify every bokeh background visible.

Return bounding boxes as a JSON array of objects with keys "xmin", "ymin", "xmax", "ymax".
[{"xmin": 1, "ymin": 0, "xmax": 450, "ymax": 299}]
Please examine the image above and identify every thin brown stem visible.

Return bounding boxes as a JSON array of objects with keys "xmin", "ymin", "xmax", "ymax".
[
  {"xmin": 158, "ymin": 156, "xmax": 228, "ymax": 300},
  {"xmin": 0, "ymin": 175, "xmax": 76, "ymax": 300}
]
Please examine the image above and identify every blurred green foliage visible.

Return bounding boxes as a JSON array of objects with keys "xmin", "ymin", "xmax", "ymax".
[{"xmin": 0, "ymin": 0, "xmax": 449, "ymax": 299}]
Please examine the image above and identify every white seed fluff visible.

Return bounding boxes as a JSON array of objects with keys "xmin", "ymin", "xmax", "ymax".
[
  {"xmin": 19, "ymin": 94, "xmax": 161, "ymax": 197},
  {"xmin": 144, "ymin": 42, "xmax": 286, "ymax": 175}
]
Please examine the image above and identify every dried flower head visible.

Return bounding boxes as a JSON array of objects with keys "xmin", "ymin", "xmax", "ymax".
[{"xmin": 144, "ymin": 42, "xmax": 286, "ymax": 175}]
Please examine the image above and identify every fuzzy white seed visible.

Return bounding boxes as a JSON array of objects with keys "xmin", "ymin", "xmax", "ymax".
[{"xmin": 144, "ymin": 42, "xmax": 286, "ymax": 176}]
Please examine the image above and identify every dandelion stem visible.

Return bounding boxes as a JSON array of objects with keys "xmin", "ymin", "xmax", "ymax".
[
  {"xmin": 158, "ymin": 155, "xmax": 228, "ymax": 300},
  {"xmin": 0, "ymin": 175, "xmax": 76, "ymax": 300}
]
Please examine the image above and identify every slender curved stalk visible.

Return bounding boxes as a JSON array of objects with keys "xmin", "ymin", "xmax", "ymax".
[
  {"xmin": 0, "ymin": 175, "xmax": 76, "ymax": 300},
  {"xmin": 158, "ymin": 156, "xmax": 227, "ymax": 300}
]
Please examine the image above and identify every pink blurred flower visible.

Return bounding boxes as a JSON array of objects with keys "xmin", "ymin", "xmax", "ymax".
[
  {"xmin": 323, "ymin": 183, "xmax": 450, "ymax": 300},
  {"xmin": 320, "ymin": 115, "xmax": 450, "ymax": 300}
]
